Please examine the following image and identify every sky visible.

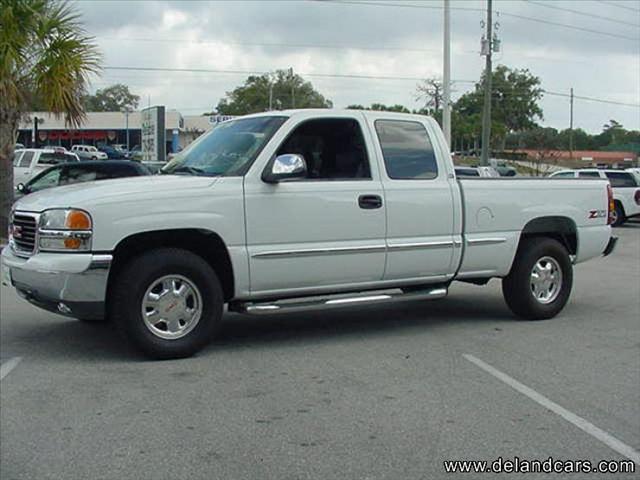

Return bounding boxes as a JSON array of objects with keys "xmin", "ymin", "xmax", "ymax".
[{"xmin": 77, "ymin": 0, "xmax": 640, "ymax": 134}]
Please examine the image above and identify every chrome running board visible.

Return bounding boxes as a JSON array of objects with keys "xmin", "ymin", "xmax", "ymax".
[{"xmin": 230, "ymin": 286, "xmax": 448, "ymax": 315}]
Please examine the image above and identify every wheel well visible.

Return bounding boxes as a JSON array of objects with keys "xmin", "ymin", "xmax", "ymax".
[
  {"xmin": 614, "ymin": 200, "xmax": 625, "ymax": 214},
  {"xmin": 520, "ymin": 216, "xmax": 577, "ymax": 255},
  {"xmin": 107, "ymin": 229, "xmax": 235, "ymax": 302}
]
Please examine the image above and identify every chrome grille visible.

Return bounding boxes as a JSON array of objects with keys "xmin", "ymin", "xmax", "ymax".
[{"xmin": 11, "ymin": 214, "xmax": 37, "ymax": 255}]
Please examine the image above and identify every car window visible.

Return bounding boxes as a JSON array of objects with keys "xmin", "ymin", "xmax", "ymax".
[
  {"xmin": 605, "ymin": 171, "xmax": 638, "ymax": 187},
  {"xmin": 579, "ymin": 171, "xmax": 601, "ymax": 178},
  {"xmin": 374, "ymin": 120, "xmax": 438, "ymax": 180},
  {"xmin": 38, "ymin": 152, "xmax": 71, "ymax": 165},
  {"xmin": 18, "ymin": 151, "xmax": 35, "ymax": 168},
  {"xmin": 27, "ymin": 167, "xmax": 62, "ymax": 192},
  {"xmin": 65, "ymin": 153, "xmax": 79, "ymax": 162},
  {"xmin": 13, "ymin": 151, "xmax": 24, "ymax": 166},
  {"xmin": 276, "ymin": 118, "xmax": 371, "ymax": 180},
  {"xmin": 552, "ymin": 171, "xmax": 575, "ymax": 178},
  {"xmin": 60, "ymin": 166, "xmax": 98, "ymax": 185}
]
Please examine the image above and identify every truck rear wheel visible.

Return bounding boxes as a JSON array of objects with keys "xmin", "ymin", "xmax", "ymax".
[
  {"xmin": 111, "ymin": 248, "xmax": 223, "ymax": 359},
  {"xmin": 611, "ymin": 202, "xmax": 625, "ymax": 227},
  {"xmin": 502, "ymin": 238, "xmax": 573, "ymax": 320}
]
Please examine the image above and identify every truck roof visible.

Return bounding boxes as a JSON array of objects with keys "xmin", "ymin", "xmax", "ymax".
[{"xmin": 239, "ymin": 108, "xmax": 433, "ymax": 122}]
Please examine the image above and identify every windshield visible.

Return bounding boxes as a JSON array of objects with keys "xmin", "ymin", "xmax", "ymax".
[{"xmin": 162, "ymin": 116, "xmax": 287, "ymax": 176}]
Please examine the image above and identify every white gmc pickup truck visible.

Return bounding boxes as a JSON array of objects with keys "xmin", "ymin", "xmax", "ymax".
[{"xmin": 2, "ymin": 110, "xmax": 618, "ymax": 359}]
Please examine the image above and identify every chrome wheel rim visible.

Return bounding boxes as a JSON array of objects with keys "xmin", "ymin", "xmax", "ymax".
[
  {"xmin": 530, "ymin": 256, "xmax": 563, "ymax": 305},
  {"xmin": 141, "ymin": 274, "xmax": 203, "ymax": 340},
  {"xmin": 611, "ymin": 208, "xmax": 618, "ymax": 224}
]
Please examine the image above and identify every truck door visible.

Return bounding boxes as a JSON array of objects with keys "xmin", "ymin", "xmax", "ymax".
[
  {"xmin": 369, "ymin": 116, "xmax": 458, "ymax": 282},
  {"xmin": 244, "ymin": 113, "xmax": 386, "ymax": 296}
]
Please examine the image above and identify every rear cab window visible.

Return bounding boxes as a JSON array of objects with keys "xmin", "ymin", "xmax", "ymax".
[{"xmin": 374, "ymin": 120, "xmax": 438, "ymax": 180}]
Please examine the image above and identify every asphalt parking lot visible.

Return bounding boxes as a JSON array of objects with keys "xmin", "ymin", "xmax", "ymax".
[{"xmin": 1, "ymin": 223, "xmax": 638, "ymax": 480}]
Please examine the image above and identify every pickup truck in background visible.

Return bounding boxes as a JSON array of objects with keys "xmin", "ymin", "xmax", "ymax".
[
  {"xmin": 13, "ymin": 148, "xmax": 80, "ymax": 187},
  {"xmin": 550, "ymin": 168, "xmax": 640, "ymax": 226},
  {"xmin": 2, "ymin": 110, "xmax": 617, "ymax": 359}
]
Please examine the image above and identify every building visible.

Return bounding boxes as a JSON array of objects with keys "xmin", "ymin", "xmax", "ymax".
[
  {"xmin": 17, "ymin": 110, "xmax": 233, "ymax": 155},
  {"xmin": 515, "ymin": 149, "xmax": 639, "ymax": 168}
]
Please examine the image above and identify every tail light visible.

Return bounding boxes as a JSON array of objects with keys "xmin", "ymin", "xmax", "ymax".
[
  {"xmin": 607, "ymin": 184, "xmax": 615, "ymax": 225},
  {"xmin": 635, "ymin": 189, "xmax": 640, "ymax": 206}
]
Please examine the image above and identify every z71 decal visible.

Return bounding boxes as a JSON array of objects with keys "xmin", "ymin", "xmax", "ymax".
[{"xmin": 589, "ymin": 210, "xmax": 606, "ymax": 219}]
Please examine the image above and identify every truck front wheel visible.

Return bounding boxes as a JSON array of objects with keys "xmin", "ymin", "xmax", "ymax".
[
  {"xmin": 111, "ymin": 248, "xmax": 223, "ymax": 359},
  {"xmin": 502, "ymin": 238, "xmax": 573, "ymax": 320}
]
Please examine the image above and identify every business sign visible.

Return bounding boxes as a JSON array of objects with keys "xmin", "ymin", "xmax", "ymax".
[
  {"xmin": 141, "ymin": 106, "xmax": 166, "ymax": 162},
  {"xmin": 208, "ymin": 115, "xmax": 234, "ymax": 125}
]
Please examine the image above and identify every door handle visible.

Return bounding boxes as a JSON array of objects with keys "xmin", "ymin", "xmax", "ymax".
[{"xmin": 358, "ymin": 194, "xmax": 383, "ymax": 209}]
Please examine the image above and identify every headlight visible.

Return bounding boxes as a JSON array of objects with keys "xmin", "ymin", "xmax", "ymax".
[{"xmin": 38, "ymin": 209, "xmax": 93, "ymax": 252}]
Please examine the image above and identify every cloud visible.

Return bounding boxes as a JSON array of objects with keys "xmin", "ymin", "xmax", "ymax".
[{"xmin": 77, "ymin": 0, "xmax": 640, "ymax": 132}]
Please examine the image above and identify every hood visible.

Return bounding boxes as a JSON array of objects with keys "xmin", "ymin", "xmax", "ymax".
[{"xmin": 14, "ymin": 175, "xmax": 218, "ymax": 212}]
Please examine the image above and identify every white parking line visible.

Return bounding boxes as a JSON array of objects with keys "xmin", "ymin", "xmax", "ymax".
[
  {"xmin": 463, "ymin": 354, "xmax": 640, "ymax": 465},
  {"xmin": 0, "ymin": 357, "xmax": 23, "ymax": 381}
]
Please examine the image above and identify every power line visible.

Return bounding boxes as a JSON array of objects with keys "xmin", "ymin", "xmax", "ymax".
[
  {"xmin": 101, "ymin": 66, "xmax": 640, "ymax": 108},
  {"xmin": 314, "ymin": 0, "xmax": 639, "ymax": 41},
  {"xmin": 594, "ymin": 0, "xmax": 640, "ymax": 13},
  {"xmin": 104, "ymin": 65, "xmax": 430, "ymax": 82},
  {"xmin": 97, "ymin": 36, "xmax": 457, "ymax": 54},
  {"xmin": 523, "ymin": 0, "xmax": 640, "ymax": 28}
]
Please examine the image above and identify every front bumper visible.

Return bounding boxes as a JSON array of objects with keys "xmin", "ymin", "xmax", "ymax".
[{"xmin": 1, "ymin": 246, "xmax": 112, "ymax": 320}]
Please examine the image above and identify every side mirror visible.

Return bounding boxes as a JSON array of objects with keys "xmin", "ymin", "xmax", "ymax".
[
  {"xmin": 16, "ymin": 183, "xmax": 26, "ymax": 193},
  {"xmin": 263, "ymin": 154, "xmax": 307, "ymax": 183}
]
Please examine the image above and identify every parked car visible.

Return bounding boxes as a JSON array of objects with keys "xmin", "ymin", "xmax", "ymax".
[
  {"xmin": 13, "ymin": 148, "xmax": 80, "ymax": 187},
  {"xmin": 97, "ymin": 144, "xmax": 126, "ymax": 159},
  {"xmin": 2, "ymin": 110, "xmax": 616, "ymax": 359},
  {"xmin": 454, "ymin": 166, "xmax": 481, "ymax": 177},
  {"xmin": 112, "ymin": 144, "xmax": 130, "ymax": 158},
  {"xmin": 129, "ymin": 145, "xmax": 143, "ymax": 161},
  {"xmin": 15, "ymin": 160, "xmax": 151, "ymax": 198},
  {"xmin": 71, "ymin": 144, "xmax": 108, "ymax": 160},
  {"xmin": 454, "ymin": 166, "xmax": 500, "ymax": 177},
  {"xmin": 550, "ymin": 169, "xmax": 640, "ymax": 226},
  {"xmin": 495, "ymin": 165, "xmax": 517, "ymax": 176},
  {"xmin": 15, "ymin": 143, "xmax": 25, "ymax": 150}
]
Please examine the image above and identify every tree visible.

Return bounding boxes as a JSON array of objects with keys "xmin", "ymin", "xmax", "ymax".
[
  {"xmin": 415, "ymin": 78, "xmax": 443, "ymax": 115},
  {"xmin": 347, "ymin": 103, "xmax": 411, "ymax": 113},
  {"xmin": 83, "ymin": 83, "xmax": 139, "ymax": 112},
  {"xmin": 454, "ymin": 65, "xmax": 544, "ymax": 146},
  {"xmin": 216, "ymin": 69, "xmax": 332, "ymax": 115},
  {"xmin": 0, "ymin": 0, "xmax": 100, "ymax": 235}
]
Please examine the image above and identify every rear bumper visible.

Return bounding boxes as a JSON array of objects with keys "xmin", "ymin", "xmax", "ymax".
[
  {"xmin": 602, "ymin": 236, "xmax": 618, "ymax": 257},
  {"xmin": 1, "ymin": 246, "xmax": 111, "ymax": 320}
]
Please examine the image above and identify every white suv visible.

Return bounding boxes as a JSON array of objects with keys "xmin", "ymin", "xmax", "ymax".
[
  {"xmin": 551, "ymin": 168, "xmax": 640, "ymax": 226},
  {"xmin": 71, "ymin": 144, "xmax": 108, "ymax": 161}
]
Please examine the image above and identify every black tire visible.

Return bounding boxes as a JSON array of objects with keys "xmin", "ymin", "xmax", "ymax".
[
  {"xmin": 612, "ymin": 202, "xmax": 626, "ymax": 227},
  {"xmin": 502, "ymin": 237, "xmax": 573, "ymax": 320},
  {"xmin": 111, "ymin": 248, "xmax": 223, "ymax": 359}
]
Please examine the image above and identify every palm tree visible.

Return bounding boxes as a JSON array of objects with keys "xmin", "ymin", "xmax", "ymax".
[{"xmin": 0, "ymin": 0, "xmax": 100, "ymax": 236}]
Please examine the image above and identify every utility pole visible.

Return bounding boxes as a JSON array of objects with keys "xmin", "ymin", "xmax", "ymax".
[
  {"xmin": 289, "ymin": 67, "xmax": 295, "ymax": 109},
  {"xmin": 268, "ymin": 81, "xmax": 274, "ymax": 111},
  {"xmin": 569, "ymin": 87, "xmax": 574, "ymax": 159},
  {"xmin": 443, "ymin": 0, "xmax": 451, "ymax": 151},
  {"xmin": 480, "ymin": 0, "xmax": 493, "ymax": 166}
]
